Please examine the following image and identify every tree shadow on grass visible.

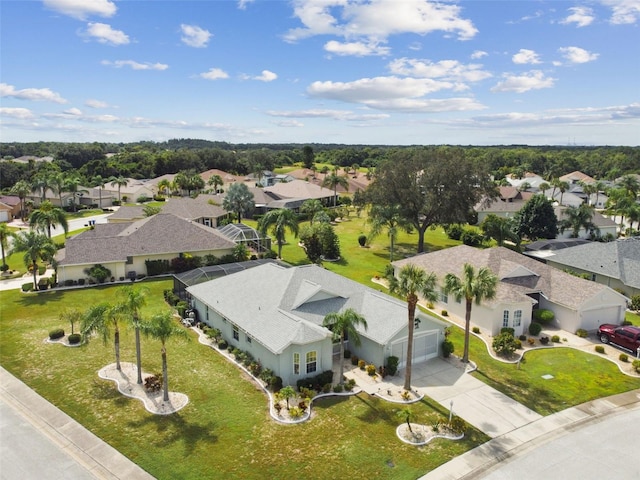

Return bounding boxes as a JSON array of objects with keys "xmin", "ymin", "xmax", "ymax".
[
  {"xmin": 127, "ymin": 413, "xmax": 218, "ymax": 455},
  {"xmin": 91, "ymin": 379, "xmax": 129, "ymax": 408},
  {"xmin": 16, "ymin": 290, "xmax": 63, "ymax": 306},
  {"xmin": 354, "ymin": 394, "xmax": 396, "ymax": 425}
]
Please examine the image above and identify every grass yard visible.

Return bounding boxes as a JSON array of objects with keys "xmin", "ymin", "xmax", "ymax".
[
  {"xmin": 625, "ymin": 311, "xmax": 640, "ymax": 326},
  {"xmin": 0, "ymin": 280, "xmax": 488, "ymax": 480}
]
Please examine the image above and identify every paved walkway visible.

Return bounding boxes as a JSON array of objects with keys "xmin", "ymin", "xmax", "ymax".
[{"xmin": 0, "ymin": 367, "xmax": 155, "ymax": 480}]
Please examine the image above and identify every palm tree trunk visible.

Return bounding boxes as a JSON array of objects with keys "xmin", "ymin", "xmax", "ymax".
[
  {"xmin": 161, "ymin": 346, "xmax": 169, "ymax": 402},
  {"xmin": 135, "ymin": 327, "xmax": 143, "ymax": 384},
  {"xmin": 114, "ymin": 329, "xmax": 121, "ymax": 370},
  {"xmin": 338, "ymin": 333, "xmax": 345, "ymax": 384},
  {"xmin": 31, "ymin": 260, "xmax": 38, "ymax": 289},
  {"xmin": 406, "ymin": 415, "xmax": 413, "ymax": 433},
  {"xmin": 463, "ymin": 299, "xmax": 472, "ymax": 363},
  {"xmin": 404, "ymin": 298, "xmax": 416, "ymax": 391}
]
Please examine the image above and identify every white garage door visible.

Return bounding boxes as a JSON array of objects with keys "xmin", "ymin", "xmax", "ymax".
[
  {"xmin": 0, "ymin": 212, "xmax": 9, "ymax": 223},
  {"xmin": 391, "ymin": 331, "xmax": 439, "ymax": 369},
  {"xmin": 581, "ymin": 306, "xmax": 622, "ymax": 331}
]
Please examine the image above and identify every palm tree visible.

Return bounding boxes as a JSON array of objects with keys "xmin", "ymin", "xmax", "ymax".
[
  {"xmin": 91, "ymin": 175, "xmax": 106, "ymax": 209},
  {"xmin": 49, "ymin": 171, "xmax": 68, "ymax": 209},
  {"xmin": 480, "ymin": 214, "xmax": 520, "ymax": 247},
  {"xmin": 618, "ymin": 174, "xmax": 639, "ymax": 199},
  {"xmin": 579, "ymin": 182, "xmax": 596, "ymax": 206},
  {"xmin": 386, "ymin": 264, "xmax": 438, "ymax": 390},
  {"xmin": 157, "ymin": 178, "xmax": 173, "ymax": 197},
  {"xmin": 10, "ymin": 180, "xmax": 31, "ymax": 221},
  {"xmin": 117, "ymin": 285, "xmax": 149, "ymax": 384},
  {"xmin": 538, "ymin": 182, "xmax": 551, "ymax": 197},
  {"xmin": 593, "ymin": 180, "xmax": 607, "ymax": 209},
  {"xmin": 322, "ymin": 308, "xmax": 368, "ymax": 385},
  {"xmin": 175, "ymin": 170, "xmax": 204, "ymax": 196},
  {"xmin": 63, "ymin": 174, "xmax": 88, "ymax": 212},
  {"xmin": 110, "ymin": 175, "xmax": 129, "ymax": 203},
  {"xmin": 81, "ymin": 303, "xmax": 123, "ymax": 371},
  {"xmin": 207, "ymin": 174, "xmax": 223, "ymax": 194},
  {"xmin": 31, "ymin": 172, "xmax": 52, "ymax": 203},
  {"xmin": 321, "ymin": 169, "xmax": 349, "ymax": 207},
  {"xmin": 299, "ymin": 199, "xmax": 325, "ymax": 225},
  {"xmin": 0, "ymin": 223, "xmax": 15, "ymax": 271},
  {"xmin": 11, "ymin": 231, "xmax": 56, "ymax": 289},
  {"xmin": 259, "ymin": 208, "xmax": 299, "ymax": 259},
  {"xmin": 559, "ymin": 204, "xmax": 599, "ymax": 238},
  {"xmin": 443, "ymin": 264, "xmax": 498, "ymax": 364},
  {"xmin": 141, "ymin": 310, "xmax": 189, "ymax": 401},
  {"xmin": 222, "ymin": 183, "xmax": 255, "ymax": 223},
  {"xmin": 29, "ymin": 200, "xmax": 68, "ymax": 238},
  {"xmin": 367, "ymin": 204, "xmax": 412, "ymax": 261},
  {"xmin": 557, "ymin": 180, "xmax": 570, "ymax": 205}
]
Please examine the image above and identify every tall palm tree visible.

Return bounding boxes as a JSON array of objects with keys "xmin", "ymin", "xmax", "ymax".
[
  {"xmin": 222, "ymin": 182, "xmax": 255, "ymax": 223},
  {"xmin": 63, "ymin": 174, "xmax": 88, "ymax": 212},
  {"xmin": 559, "ymin": 204, "xmax": 599, "ymax": 238},
  {"xmin": 579, "ymin": 182, "xmax": 597, "ymax": 206},
  {"xmin": 10, "ymin": 180, "xmax": 31, "ymax": 221},
  {"xmin": 618, "ymin": 174, "xmax": 639, "ymax": 199},
  {"xmin": 386, "ymin": 264, "xmax": 438, "ymax": 390},
  {"xmin": 443, "ymin": 263, "xmax": 498, "ymax": 364},
  {"xmin": 31, "ymin": 172, "xmax": 53, "ymax": 203},
  {"xmin": 49, "ymin": 171, "xmax": 68, "ymax": 209},
  {"xmin": 207, "ymin": 174, "xmax": 223, "ymax": 194},
  {"xmin": 157, "ymin": 178, "xmax": 173, "ymax": 197},
  {"xmin": 29, "ymin": 200, "xmax": 68, "ymax": 238},
  {"xmin": 110, "ymin": 175, "xmax": 129, "ymax": 203},
  {"xmin": 557, "ymin": 181, "xmax": 570, "ymax": 205},
  {"xmin": 11, "ymin": 231, "xmax": 56, "ymax": 289},
  {"xmin": 321, "ymin": 169, "xmax": 349, "ymax": 207},
  {"xmin": 259, "ymin": 208, "xmax": 299, "ymax": 259},
  {"xmin": 0, "ymin": 223, "xmax": 15, "ymax": 270},
  {"xmin": 141, "ymin": 310, "xmax": 190, "ymax": 401},
  {"xmin": 323, "ymin": 308, "xmax": 368, "ymax": 385},
  {"xmin": 593, "ymin": 180, "xmax": 607, "ymax": 209},
  {"xmin": 91, "ymin": 175, "xmax": 106, "ymax": 209},
  {"xmin": 367, "ymin": 204, "xmax": 412, "ymax": 261},
  {"xmin": 299, "ymin": 199, "xmax": 325, "ymax": 225},
  {"xmin": 117, "ymin": 285, "xmax": 149, "ymax": 384},
  {"xmin": 81, "ymin": 303, "xmax": 123, "ymax": 371},
  {"xmin": 538, "ymin": 182, "xmax": 551, "ymax": 198}
]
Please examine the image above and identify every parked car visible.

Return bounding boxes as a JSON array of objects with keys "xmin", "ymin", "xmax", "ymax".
[{"xmin": 597, "ymin": 324, "xmax": 640, "ymax": 352}]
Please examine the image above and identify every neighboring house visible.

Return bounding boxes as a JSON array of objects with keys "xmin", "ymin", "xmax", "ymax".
[
  {"xmin": 102, "ymin": 177, "xmax": 156, "ymax": 202},
  {"xmin": 555, "ymin": 206, "xmax": 618, "ymax": 240},
  {"xmin": 545, "ymin": 238, "xmax": 640, "ymax": 297},
  {"xmin": 559, "ymin": 171, "xmax": 596, "ymax": 185},
  {"xmin": 187, "ymin": 263, "xmax": 448, "ymax": 386},
  {"xmin": 0, "ymin": 196, "xmax": 21, "ymax": 219},
  {"xmin": 253, "ymin": 171, "xmax": 296, "ymax": 187},
  {"xmin": 57, "ymin": 213, "xmax": 236, "ymax": 284},
  {"xmin": 264, "ymin": 179, "xmax": 336, "ymax": 207},
  {"xmin": 392, "ymin": 245, "xmax": 627, "ymax": 337},
  {"xmin": 475, "ymin": 186, "xmax": 534, "ymax": 223},
  {"xmin": 505, "ymin": 172, "xmax": 546, "ymax": 190},
  {"xmin": 0, "ymin": 201, "xmax": 11, "ymax": 223},
  {"xmin": 524, "ymin": 238, "xmax": 591, "ymax": 261}
]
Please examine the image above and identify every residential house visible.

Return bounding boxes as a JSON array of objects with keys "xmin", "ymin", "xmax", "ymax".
[
  {"xmin": 555, "ymin": 206, "xmax": 618, "ymax": 240},
  {"xmin": 0, "ymin": 196, "xmax": 21, "ymax": 220},
  {"xmin": 57, "ymin": 213, "xmax": 236, "ymax": 284},
  {"xmin": 186, "ymin": 263, "xmax": 448, "ymax": 386},
  {"xmin": 0, "ymin": 201, "xmax": 11, "ymax": 223},
  {"xmin": 559, "ymin": 171, "xmax": 596, "ymax": 185},
  {"xmin": 392, "ymin": 245, "xmax": 627, "ymax": 337},
  {"xmin": 505, "ymin": 172, "xmax": 546, "ymax": 190},
  {"xmin": 474, "ymin": 186, "xmax": 534, "ymax": 223},
  {"xmin": 545, "ymin": 238, "xmax": 640, "ymax": 297},
  {"xmin": 102, "ymin": 177, "xmax": 157, "ymax": 203},
  {"xmin": 264, "ymin": 179, "xmax": 336, "ymax": 207}
]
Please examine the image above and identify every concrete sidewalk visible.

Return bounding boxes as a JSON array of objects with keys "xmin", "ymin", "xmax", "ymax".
[
  {"xmin": 0, "ymin": 367, "xmax": 155, "ymax": 480},
  {"xmin": 419, "ymin": 388, "xmax": 640, "ymax": 480}
]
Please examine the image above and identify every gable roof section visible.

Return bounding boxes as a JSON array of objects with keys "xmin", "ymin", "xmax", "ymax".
[
  {"xmin": 546, "ymin": 238, "xmax": 640, "ymax": 289},
  {"xmin": 264, "ymin": 179, "xmax": 335, "ymax": 200},
  {"xmin": 161, "ymin": 196, "xmax": 227, "ymax": 220},
  {"xmin": 59, "ymin": 213, "xmax": 235, "ymax": 266},
  {"xmin": 392, "ymin": 245, "xmax": 614, "ymax": 310}
]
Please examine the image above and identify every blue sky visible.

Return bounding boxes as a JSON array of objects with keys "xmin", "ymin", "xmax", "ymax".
[{"xmin": 1, "ymin": 0, "xmax": 639, "ymax": 146}]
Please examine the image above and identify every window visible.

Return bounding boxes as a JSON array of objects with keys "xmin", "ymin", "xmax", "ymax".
[
  {"xmin": 306, "ymin": 351, "xmax": 317, "ymax": 374},
  {"xmin": 503, "ymin": 310, "xmax": 509, "ymax": 328},
  {"xmin": 514, "ymin": 310, "xmax": 522, "ymax": 327},
  {"xmin": 440, "ymin": 290, "xmax": 448, "ymax": 304},
  {"xmin": 203, "ymin": 218, "xmax": 212, "ymax": 227},
  {"xmin": 246, "ymin": 335, "xmax": 252, "ymax": 344},
  {"xmin": 293, "ymin": 353, "xmax": 300, "ymax": 375},
  {"xmin": 233, "ymin": 325, "xmax": 239, "ymax": 341},
  {"xmin": 206, "ymin": 306, "xmax": 209, "ymax": 321},
  {"xmin": 126, "ymin": 256, "xmax": 133, "ymax": 264}
]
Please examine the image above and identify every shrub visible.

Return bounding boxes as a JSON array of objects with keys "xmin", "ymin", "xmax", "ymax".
[
  {"xmin": 551, "ymin": 335, "xmax": 560, "ymax": 343},
  {"xmin": 514, "ymin": 339, "xmax": 522, "ymax": 349},
  {"xmin": 345, "ymin": 378, "xmax": 356, "ymax": 391},
  {"xmin": 619, "ymin": 353, "xmax": 629, "ymax": 362},
  {"xmin": 84, "ymin": 264, "xmax": 111, "ymax": 283},
  {"xmin": 595, "ymin": 345, "xmax": 605, "ymax": 354},
  {"xmin": 136, "ymin": 194, "xmax": 151, "ymax": 203},
  {"xmin": 64, "ymin": 279, "xmax": 74, "ymax": 287},
  {"xmin": 77, "ymin": 278, "xmax": 85, "ymax": 286},
  {"xmin": 519, "ymin": 334, "xmax": 527, "ymax": 341},
  {"xmin": 632, "ymin": 360, "xmax": 640, "ymax": 374},
  {"xmin": 629, "ymin": 294, "xmax": 640, "ymax": 313},
  {"xmin": 357, "ymin": 234, "xmax": 367, "ymax": 247},
  {"xmin": 343, "ymin": 349, "xmax": 351, "ymax": 359},
  {"xmin": 296, "ymin": 371, "xmax": 334, "ymax": 392},
  {"xmin": 472, "ymin": 326, "xmax": 481, "ymax": 334},
  {"xmin": 358, "ymin": 359, "xmax": 366, "ymax": 370},
  {"xmin": 350, "ymin": 355, "xmax": 359, "ymax": 366},
  {"xmin": 68, "ymin": 333, "xmax": 81, "ymax": 345},
  {"xmin": 333, "ymin": 384, "xmax": 343, "ymax": 393},
  {"xmin": 528, "ymin": 321, "xmax": 542, "ymax": 336},
  {"xmin": 492, "ymin": 332, "xmax": 518, "ymax": 356},
  {"xmin": 386, "ymin": 356, "xmax": 399, "ymax": 376},
  {"xmin": 527, "ymin": 338, "xmax": 535, "ymax": 345},
  {"xmin": 444, "ymin": 224, "xmax": 464, "ymax": 240},
  {"xmin": 576, "ymin": 329, "xmax": 588, "ymax": 338},
  {"xmin": 366, "ymin": 364, "xmax": 376, "ymax": 376},
  {"xmin": 448, "ymin": 416, "xmax": 467, "ymax": 435},
  {"xmin": 533, "ymin": 309, "xmax": 555, "ymax": 324},
  {"xmin": 22, "ymin": 282, "xmax": 33, "ymax": 292},
  {"xmin": 539, "ymin": 336, "xmax": 550, "ymax": 345},
  {"xmin": 49, "ymin": 328, "xmax": 65, "ymax": 340},
  {"xmin": 322, "ymin": 383, "xmax": 332, "ymax": 394},
  {"xmin": 442, "ymin": 340, "xmax": 455, "ymax": 358},
  {"xmin": 144, "ymin": 374, "xmax": 162, "ymax": 392},
  {"xmin": 461, "ymin": 229, "xmax": 483, "ymax": 247},
  {"xmin": 500, "ymin": 327, "xmax": 515, "ymax": 336},
  {"xmin": 441, "ymin": 310, "xmax": 448, "ymax": 317},
  {"xmin": 218, "ymin": 340, "xmax": 228, "ymax": 350}
]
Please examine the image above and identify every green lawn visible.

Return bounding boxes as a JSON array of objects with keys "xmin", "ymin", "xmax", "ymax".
[
  {"xmin": 625, "ymin": 311, "xmax": 640, "ymax": 326},
  {"xmin": 0, "ymin": 281, "xmax": 487, "ymax": 479}
]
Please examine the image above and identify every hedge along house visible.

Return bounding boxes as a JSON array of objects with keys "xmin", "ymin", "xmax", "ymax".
[
  {"xmin": 186, "ymin": 263, "xmax": 447, "ymax": 387},
  {"xmin": 56, "ymin": 213, "xmax": 236, "ymax": 284},
  {"xmin": 392, "ymin": 245, "xmax": 628, "ymax": 338}
]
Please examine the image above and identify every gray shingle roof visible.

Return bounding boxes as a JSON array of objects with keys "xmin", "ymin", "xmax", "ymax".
[
  {"xmin": 546, "ymin": 238, "xmax": 640, "ymax": 289},
  {"xmin": 161, "ymin": 196, "xmax": 227, "ymax": 220},
  {"xmin": 59, "ymin": 213, "xmax": 236, "ymax": 266},
  {"xmin": 392, "ymin": 245, "xmax": 612, "ymax": 309},
  {"xmin": 187, "ymin": 263, "xmax": 445, "ymax": 354}
]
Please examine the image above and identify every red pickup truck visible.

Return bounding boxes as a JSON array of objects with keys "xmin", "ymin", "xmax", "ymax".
[{"xmin": 597, "ymin": 324, "xmax": 640, "ymax": 352}]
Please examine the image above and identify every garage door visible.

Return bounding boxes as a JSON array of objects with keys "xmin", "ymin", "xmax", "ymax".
[
  {"xmin": 581, "ymin": 306, "xmax": 622, "ymax": 331},
  {"xmin": 391, "ymin": 331, "xmax": 439, "ymax": 369},
  {"xmin": 0, "ymin": 211, "xmax": 8, "ymax": 223}
]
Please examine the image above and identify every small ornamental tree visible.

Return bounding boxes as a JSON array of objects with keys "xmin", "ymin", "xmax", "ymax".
[
  {"xmin": 492, "ymin": 332, "xmax": 518, "ymax": 356},
  {"xmin": 279, "ymin": 385, "xmax": 296, "ymax": 410},
  {"xmin": 629, "ymin": 294, "xmax": 640, "ymax": 314},
  {"xmin": 84, "ymin": 264, "xmax": 112, "ymax": 283}
]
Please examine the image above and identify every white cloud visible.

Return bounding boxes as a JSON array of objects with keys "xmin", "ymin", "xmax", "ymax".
[
  {"xmin": 238, "ymin": 0, "xmax": 255, "ymax": 10},
  {"xmin": 601, "ymin": 0, "xmax": 640, "ymax": 24},
  {"xmin": 180, "ymin": 24, "xmax": 212, "ymax": 48},
  {"xmin": 558, "ymin": 46, "xmax": 599, "ymax": 63},
  {"xmin": 43, "ymin": 0, "xmax": 116, "ymax": 20},
  {"xmin": 284, "ymin": 0, "xmax": 477, "ymax": 43},
  {"xmin": 471, "ymin": 50, "xmax": 488, "ymax": 59},
  {"xmin": 265, "ymin": 109, "xmax": 389, "ymax": 121},
  {"xmin": 85, "ymin": 99, "xmax": 109, "ymax": 108},
  {"xmin": 388, "ymin": 58, "xmax": 492, "ymax": 83},
  {"xmin": 512, "ymin": 49, "xmax": 542, "ymax": 64},
  {"xmin": 0, "ymin": 83, "xmax": 68, "ymax": 103},
  {"xmin": 242, "ymin": 70, "xmax": 278, "ymax": 82},
  {"xmin": 0, "ymin": 107, "xmax": 35, "ymax": 119},
  {"xmin": 561, "ymin": 6, "xmax": 595, "ymax": 27},
  {"xmin": 63, "ymin": 107, "xmax": 83, "ymax": 115},
  {"xmin": 102, "ymin": 60, "xmax": 169, "ymax": 70},
  {"xmin": 491, "ymin": 70, "xmax": 555, "ymax": 93},
  {"xmin": 84, "ymin": 23, "xmax": 129, "ymax": 45},
  {"xmin": 199, "ymin": 68, "xmax": 229, "ymax": 80},
  {"xmin": 324, "ymin": 40, "xmax": 390, "ymax": 57},
  {"xmin": 273, "ymin": 119, "xmax": 304, "ymax": 127}
]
